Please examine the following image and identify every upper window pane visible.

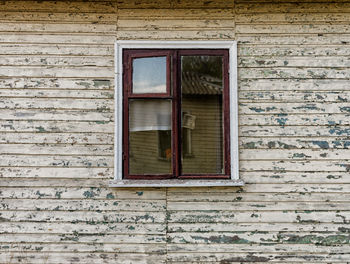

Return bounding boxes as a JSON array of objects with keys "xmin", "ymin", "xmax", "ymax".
[{"xmin": 132, "ymin": 56, "xmax": 167, "ymax": 94}]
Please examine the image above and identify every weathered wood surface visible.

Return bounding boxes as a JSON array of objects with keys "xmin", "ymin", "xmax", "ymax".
[
  {"xmin": 0, "ymin": 34, "xmax": 116, "ymax": 44},
  {"xmin": 0, "ymin": 12, "xmax": 117, "ymax": 24},
  {"xmin": 0, "ymin": 199, "xmax": 165, "ymax": 211},
  {"xmin": 0, "ymin": 109, "xmax": 113, "ymax": 121},
  {"xmin": 0, "ymin": 211, "xmax": 166, "ymax": 223},
  {"xmin": 118, "ymin": 8, "xmax": 234, "ymax": 19},
  {"xmin": 167, "ymin": 210, "xmax": 350, "ymax": 223},
  {"xmin": 0, "ymin": 78, "xmax": 113, "ymax": 89},
  {"xmin": 0, "ymin": 120, "xmax": 113, "ymax": 133},
  {"xmin": 239, "ymin": 79, "xmax": 350, "ymax": 91},
  {"xmin": 167, "ymin": 252, "xmax": 350, "ymax": 262},
  {"xmin": 240, "ymin": 126, "xmax": 350, "ymax": 137},
  {"xmin": 0, "ymin": 233, "xmax": 166, "ymax": 243},
  {"xmin": 169, "ymin": 191, "xmax": 350, "ymax": 201},
  {"xmin": 239, "ymin": 35, "xmax": 350, "ymax": 45},
  {"xmin": 240, "ymin": 137, "xmax": 350, "ymax": 149},
  {"xmin": 241, "ymin": 114, "xmax": 350, "ymax": 125},
  {"xmin": 0, "ymin": 253, "xmax": 166, "ymax": 264},
  {"xmin": 0, "ymin": 167, "xmax": 113, "ymax": 178},
  {"xmin": 168, "ymin": 222, "xmax": 350, "ymax": 232},
  {"xmin": 0, "ymin": 98, "xmax": 114, "ymax": 109},
  {"xmin": 0, "ymin": 243, "xmax": 166, "ymax": 253},
  {"xmin": 0, "ymin": 143, "xmax": 113, "ymax": 155},
  {"xmin": 241, "ymin": 160, "xmax": 350, "ymax": 172},
  {"xmin": 235, "ymin": 2, "xmax": 350, "ymax": 13},
  {"xmin": 0, "ymin": 56, "xmax": 114, "ymax": 66},
  {"xmin": 0, "ymin": 133, "xmax": 114, "ymax": 144},
  {"xmin": 0, "ymin": 1, "xmax": 117, "ymax": 12},
  {"xmin": 117, "ymin": 3, "xmax": 235, "ymax": 40},
  {"xmin": 0, "ymin": 89, "xmax": 114, "ymax": 98},
  {"xmin": 1, "ymin": 0, "xmax": 350, "ymax": 263},
  {"xmin": 0, "ymin": 187, "xmax": 165, "ymax": 199},
  {"xmin": 239, "ymin": 46, "xmax": 350, "ymax": 57},
  {"xmin": 239, "ymin": 91, "xmax": 350, "ymax": 102},
  {"xmin": 0, "ymin": 44, "xmax": 113, "ymax": 55}
]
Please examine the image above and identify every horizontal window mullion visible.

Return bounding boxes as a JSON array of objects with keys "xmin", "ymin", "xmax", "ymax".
[{"xmin": 126, "ymin": 95, "xmax": 173, "ymax": 99}]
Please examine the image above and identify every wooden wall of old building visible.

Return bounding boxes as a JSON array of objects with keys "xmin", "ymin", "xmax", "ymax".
[{"xmin": 1, "ymin": 0, "xmax": 350, "ymax": 263}]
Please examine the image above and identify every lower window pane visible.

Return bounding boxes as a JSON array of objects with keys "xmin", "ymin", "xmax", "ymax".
[
  {"xmin": 181, "ymin": 55, "xmax": 224, "ymax": 174},
  {"xmin": 129, "ymin": 99, "xmax": 172, "ymax": 175}
]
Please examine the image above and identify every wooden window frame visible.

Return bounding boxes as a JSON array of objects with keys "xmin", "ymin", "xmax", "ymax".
[{"xmin": 111, "ymin": 41, "xmax": 243, "ymax": 188}]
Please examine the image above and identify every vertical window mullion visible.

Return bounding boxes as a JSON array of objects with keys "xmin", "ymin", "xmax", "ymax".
[
  {"xmin": 122, "ymin": 52, "xmax": 131, "ymax": 177},
  {"xmin": 223, "ymin": 51, "xmax": 231, "ymax": 176},
  {"xmin": 172, "ymin": 50, "xmax": 180, "ymax": 178}
]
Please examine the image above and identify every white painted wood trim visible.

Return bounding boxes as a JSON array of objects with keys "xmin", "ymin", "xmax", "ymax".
[
  {"xmin": 115, "ymin": 42, "xmax": 123, "ymax": 180},
  {"xmin": 115, "ymin": 40, "xmax": 236, "ymax": 49},
  {"xmin": 109, "ymin": 179, "xmax": 244, "ymax": 188},
  {"xmin": 113, "ymin": 40, "xmax": 241, "ymax": 184},
  {"xmin": 229, "ymin": 41, "xmax": 240, "ymax": 180}
]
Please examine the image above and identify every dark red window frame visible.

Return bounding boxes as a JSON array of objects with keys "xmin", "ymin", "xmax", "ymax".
[{"xmin": 123, "ymin": 49, "xmax": 230, "ymax": 180}]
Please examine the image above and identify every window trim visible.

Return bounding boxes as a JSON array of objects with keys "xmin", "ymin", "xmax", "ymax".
[{"xmin": 112, "ymin": 40, "xmax": 242, "ymax": 187}]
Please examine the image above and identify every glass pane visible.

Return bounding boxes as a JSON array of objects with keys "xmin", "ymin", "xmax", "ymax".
[
  {"xmin": 132, "ymin": 56, "xmax": 167, "ymax": 94},
  {"xmin": 181, "ymin": 55, "xmax": 224, "ymax": 174},
  {"xmin": 129, "ymin": 99, "xmax": 172, "ymax": 175}
]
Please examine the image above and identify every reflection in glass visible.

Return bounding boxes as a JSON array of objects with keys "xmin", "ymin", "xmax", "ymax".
[
  {"xmin": 181, "ymin": 55, "xmax": 224, "ymax": 174},
  {"xmin": 129, "ymin": 99, "xmax": 172, "ymax": 175},
  {"xmin": 132, "ymin": 56, "xmax": 167, "ymax": 94}
]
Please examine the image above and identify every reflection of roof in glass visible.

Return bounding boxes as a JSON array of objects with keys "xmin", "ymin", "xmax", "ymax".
[{"xmin": 182, "ymin": 71, "xmax": 223, "ymax": 95}]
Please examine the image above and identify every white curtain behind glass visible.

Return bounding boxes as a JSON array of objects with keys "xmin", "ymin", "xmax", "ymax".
[{"xmin": 129, "ymin": 100, "xmax": 171, "ymax": 131}]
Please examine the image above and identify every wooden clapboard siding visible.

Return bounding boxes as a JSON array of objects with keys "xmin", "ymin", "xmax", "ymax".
[
  {"xmin": 229, "ymin": 3, "xmax": 350, "ymax": 262},
  {"xmin": 0, "ymin": 1, "xmax": 165, "ymax": 263},
  {"xmin": 117, "ymin": 4, "xmax": 235, "ymax": 40},
  {"xmin": 1, "ymin": 0, "xmax": 350, "ymax": 263}
]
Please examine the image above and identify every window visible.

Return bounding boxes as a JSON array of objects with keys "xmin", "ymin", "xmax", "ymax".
[{"xmin": 112, "ymin": 41, "xmax": 241, "ymax": 187}]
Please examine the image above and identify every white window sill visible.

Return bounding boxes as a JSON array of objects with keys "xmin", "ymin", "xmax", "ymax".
[{"xmin": 109, "ymin": 179, "xmax": 244, "ymax": 188}]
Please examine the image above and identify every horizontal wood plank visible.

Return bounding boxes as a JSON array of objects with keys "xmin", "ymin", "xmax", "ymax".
[
  {"xmin": 0, "ymin": 155, "xmax": 113, "ymax": 168},
  {"xmin": 239, "ymin": 79, "xmax": 350, "ymax": 91},
  {"xmin": 167, "ymin": 210, "xmax": 350, "ymax": 223},
  {"xmin": 0, "ymin": 233, "xmax": 165, "ymax": 244},
  {"xmin": 0, "ymin": 199, "xmax": 165, "ymax": 212},
  {"xmin": 239, "ymin": 91, "xmax": 350, "ymax": 103},
  {"xmin": 0, "ymin": 120, "xmax": 113, "ymax": 133},
  {"xmin": 0, "ymin": 89, "xmax": 114, "ymax": 99},
  {"xmin": 168, "ymin": 191, "xmax": 350, "ymax": 202},
  {"xmin": 0, "ymin": 109, "xmax": 113, "ymax": 121},
  {"xmin": 0, "ymin": 78, "xmax": 113, "ymax": 89},
  {"xmin": 236, "ymin": 3, "xmax": 350, "ymax": 13},
  {"xmin": 0, "ymin": 133, "xmax": 114, "ymax": 144},
  {"xmin": 0, "ymin": 187, "xmax": 165, "ymax": 200},
  {"xmin": 240, "ymin": 126, "xmax": 350, "ymax": 137},
  {"xmin": 0, "ymin": 1, "xmax": 117, "ymax": 13},
  {"xmin": 0, "ymin": 243, "xmax": 165, "ymax": 253},
  {"xmin": 0, "ymin": 143, "xmax": 113, "ymax": 155},
  {"xmin": 236, "ymin": 13, "xmax": 350, "ymax": 23},
  {"xmin": 0, "ymin": 55, "xmax": 114, "ymax": 67},
  {"xmin": 0, "ymin": 44, "xmax": 113, "ymax": 56},
  {"xmin": 240, "ymin": 114, "xmax": 350, "ymax": 126},
  {"xmin": 167, "ymin": 222, "xmax": 350, "ymax": 232},
  {"xmin": 0, "ymin": 211, "xmax": 166, "ymax": 223},
  {"xmin": 167, "ymin": 252, "xmax": 350, "ymax": 262},
  {"xmin": 0, "ymin": 252, "xmax": 165, "ymax": 264}
]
